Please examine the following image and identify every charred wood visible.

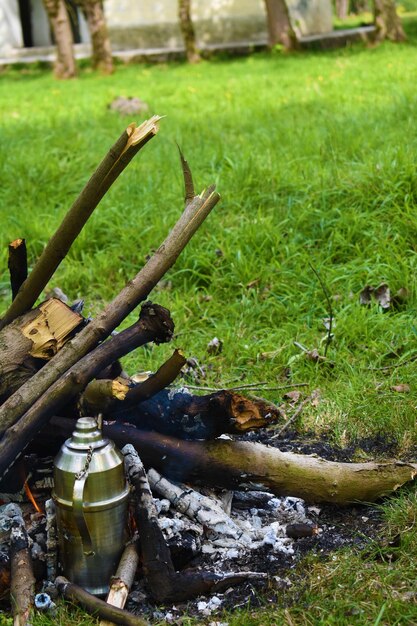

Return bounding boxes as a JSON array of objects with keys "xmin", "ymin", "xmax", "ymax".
[
  {"xmin": 8, "ymin": 239, "xmax": 27, "ymax": 302},
  {"xmin": 43, "ymin": 420, "xmax": 417, "ymax": 505}
]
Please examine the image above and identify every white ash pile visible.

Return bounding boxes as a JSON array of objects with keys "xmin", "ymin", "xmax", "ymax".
[{"xmin": 149, "ymin": 469, "xmax": 319, "ymax": 568}]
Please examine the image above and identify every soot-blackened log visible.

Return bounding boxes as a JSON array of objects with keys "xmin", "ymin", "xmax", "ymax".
[{"xmin": 109, "ymin": 387, "xmax": 280, "ymax": 439}]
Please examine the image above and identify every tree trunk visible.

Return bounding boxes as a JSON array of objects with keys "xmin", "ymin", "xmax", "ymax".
[
  {"xmin": 178, "ymin": 0, "xmax": 201, "ymax": 63},
  {"xmin": 335, "ymin": 0, "xmax": 350, "ymax": 20},
  {"xmin": 42, "ymin": 0, "xmax": 77, "ymax": 78},
  {"xmin": 76, "ymin": 0, "xmax": 114, "ymax": 73},
  {"xmin": 264, "ymin": 0, "xmax": 299, "ymax": 51},
  {"xmin": 374, "ymin": 0, "xmax": 406, "ymax": 42}
]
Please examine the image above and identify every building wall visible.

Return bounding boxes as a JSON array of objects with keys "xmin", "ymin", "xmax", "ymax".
[{"xmin": 0, "ymin": 0, "xmax": 333, "ymax": 55}]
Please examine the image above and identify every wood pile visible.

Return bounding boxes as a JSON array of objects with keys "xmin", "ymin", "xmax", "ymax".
[{"xmin": 0, "ymin": 119, "xmax": 416, "ymax": 624}]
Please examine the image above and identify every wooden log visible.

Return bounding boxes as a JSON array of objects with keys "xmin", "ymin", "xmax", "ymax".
[
  {"xmin": 55, "ymin": 576, "xmax": 148, "ymax": 626},
  {"xmin": 0, "ymin": 118, "xmax": 160, "ymax": 330},
  {"xmin": 79, "ymin": 423, "xmax": 417, "ymax": 504},
  {"xmin": 8, "ymin": 239, "xmax": 27, "ymax": 302},
  {"xmin": 100, "ymin": 543, "xmax": 139, "ymax": 626},
  {"xmin": 0, "ymin": 185, "xmax": 220, "ymax": 436},
  {"xmin": 0, "ymin": 298, "xmax": 83, "ymax": 404},
  {"xmin": 108, "ymin": 387, "xmax": 280, "ymax": 439},
  {"xmin": 10, "ymin": 508, "xmax": 35, "ymax": 626}
]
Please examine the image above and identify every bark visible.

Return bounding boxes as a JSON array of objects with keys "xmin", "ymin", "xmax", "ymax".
[
  {"xmin": 0, "ymin": 550, "xmax": 10, "ymax": 600},
  {"xmin": 0, "ymin": 185, "xmax": 219, "ymax": 436},
  {"xmin": 264, "ymin": 0, "xmax": 299, "ymax": 51},
  {"xmin": 100, "ymin": 543, "xmax": 139, "ymax": 626},
  {"xmin": 55, "ymin": 576, "xmax": 148, "ymax": 626},
  {"xmin": 8, "ymin": 239, "xmax": 27, "ymax": 302},
  {"xmin": 374, "ymin": 0, "xmax": 406, "ymax": 41},
  {"xmin": 0, "ymin": 302, "xmax": 174, "ymax": 477},
  {"xmin": 10, "ymin": 511, "xmax": 35, "ymax": 626},
  {"xmin": 178, "ymin": 0, "xmax": 201, "ymax": 63},
  {"xmin": 0, "ymin": 118, "xmax": 160, "ymax": 330},
  {"xmin": 76, "ymin": 0, "xmax": 114, "ymax": 73},
  {"xmin": 123, "ymin": 445, "xmax": 261, "ymax": 603},
  {"xmin": 109, "ymin": 387, "xmax": 281, "ymax": 439},
  {"xmin": 42, "ymin": 0, "xmax": 76, "ymax": 78},
  {"xmin": 0, "ymin": 299, "xmax": 83, "ymax": 404}
]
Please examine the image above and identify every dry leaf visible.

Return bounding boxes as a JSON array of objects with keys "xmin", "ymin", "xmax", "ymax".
[
  {"xmin": 390, "ymin": 384, "xmax": 410, "ymax": 393},
  {"xmin": 283, "ymin": 390, "xmax": 301, "ymax": 404}
]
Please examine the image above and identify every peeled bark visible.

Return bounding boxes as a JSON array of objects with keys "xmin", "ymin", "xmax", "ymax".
[
  {"xmin": 374, "ymin": 0, "xmax": 406, "ymax": 42},
  {"xmin": 178, "ymin": 0, "xmax": 201, "ymax": 63},
  {"xmin": 42, "ymin": 0, "xmax": 76, "ymax": 78},
  {"xmin": 0, "ymin": 298, "xmax": 83, "ymax": 403},
  {"xmin": 76, "ymin": 0, "xmax": 114, "ymax": 73},
  {"xmin": 264, "ymin": 0, "xmax": 299, "ymax": 51}
]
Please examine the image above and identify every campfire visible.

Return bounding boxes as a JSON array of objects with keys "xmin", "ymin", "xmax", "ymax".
[{"xmin": 0, "ymin": 118, "xmax": 416, "ymax": 625}]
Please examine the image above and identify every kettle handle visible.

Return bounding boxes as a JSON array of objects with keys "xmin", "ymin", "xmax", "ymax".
[{"xmin": 73, "ymin": 452, "xmax": 95, "ymax": 557}]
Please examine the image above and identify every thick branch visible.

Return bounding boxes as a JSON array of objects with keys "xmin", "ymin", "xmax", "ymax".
[
  {"xmin": 55, "ymin": 576, "xmax": 148, "ymax": 626},
  {"xmin": 109, "ymin": 387, "xmax": 279, "ymax": 439},
  {"xmin": 0, "ymin": 186, "xmax": 219, "ymax": 433},
  {"xmin": 8, "ymin": 239, "xmax": 27, "ymax": 302},
  {"xmin": 0, "ymin": 303, "xmax": 173, "ymax": 477},
  {"xmin": 82, "ymin": 349, "xmax": 187, "ymax": 414},
  {"xmin": 0, "ymin": 118, "xmax": 160, "ymax": 330}
]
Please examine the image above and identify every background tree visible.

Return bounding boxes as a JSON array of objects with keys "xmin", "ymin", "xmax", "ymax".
[
  {"xmin": 334, "ymin": 0, "xmax": 350, "ymax": 20},
  {"xmin": 374, "ymin": 0, "xmax": 406, "ymax": 41},
  {"xmin": 75, "ymin": 0, "xmax": 113, "ymax": 73},
  {"xmin": 178, "ymin": 0, "xmax": 200, "ymax": 63},
  {"xmin": 42, "ymin": 0, "xmax": 76, "ymax": 78},
  {"xmin": 263, "ymin": 0, "xmax": 299, "ymax": 51}
]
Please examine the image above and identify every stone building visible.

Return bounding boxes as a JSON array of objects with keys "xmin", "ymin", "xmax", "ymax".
[{"xmin": 0, "ymin": 0, "xmax": 332, "ymax": 57}]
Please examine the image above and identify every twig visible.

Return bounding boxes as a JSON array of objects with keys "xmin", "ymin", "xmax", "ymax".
[
  {"xmin": 309, "ymin": 262, "xmax": 333, "ymax": 357},
  {"xmin": 177, "ymin": 145, "xmax": 195, "ymax": 204},
  {"xmin": 180, "ymin": 382, "xmax": 309, "ymax": 392},
  {"xmin": 0, "ymin": 118, "xmax": 161, "ymax": 330},
  {"xmin": 270, "ymin": 391, "xmax": 318, "ymax": 440}
]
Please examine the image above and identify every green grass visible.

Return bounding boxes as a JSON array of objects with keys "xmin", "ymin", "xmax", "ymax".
[{"xmin": 2, "ymin": 17, "xmax": 417, "ymax": 626}]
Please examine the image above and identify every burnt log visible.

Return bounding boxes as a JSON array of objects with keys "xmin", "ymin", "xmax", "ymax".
[
  {"xmin": 41, "ymin": 419, "xmax": 417, "ymax": 505},
  {"xmin": 10, "ymin": 509, "xmax": 35, "ymax": 626}
]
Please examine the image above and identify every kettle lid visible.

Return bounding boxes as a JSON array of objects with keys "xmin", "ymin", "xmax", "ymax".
[{"xmin": 67, "ymin": 417, "xmax": 107, "ymax": 450}]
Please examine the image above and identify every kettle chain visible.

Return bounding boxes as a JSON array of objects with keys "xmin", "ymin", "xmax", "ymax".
[{"xmin": 75, "ymin": 446, "xmax": 93, "ymax": 480}]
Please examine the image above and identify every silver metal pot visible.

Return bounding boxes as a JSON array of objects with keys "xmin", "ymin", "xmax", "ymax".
[{"xmin": 52, "ymin": 417, "xmax": 129, "ymax": 595}]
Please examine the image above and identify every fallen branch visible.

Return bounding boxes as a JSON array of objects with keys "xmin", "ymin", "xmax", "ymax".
[
  {"xmin": 0, "ymin": 118, "xmax": 160, "ymax": 329},
  {"xmin": 0, "ymin": 185, "xmax": 220, "ymax": 435},
  {"xmin": 45, "ymin": 419, "xmax": 417, "ymax": 504},
  {"xmin": 55, "ymin": 576, "xmax": 148, "ymax": 626}
]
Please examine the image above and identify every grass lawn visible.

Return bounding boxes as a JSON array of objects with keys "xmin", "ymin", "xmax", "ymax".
[{"xmin": 1, "ymin": 15, "xmax": 417, "ymax": 626}]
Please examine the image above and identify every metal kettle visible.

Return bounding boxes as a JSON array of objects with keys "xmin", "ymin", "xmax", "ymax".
[{"xmin": 52, "ymin": 417, "xmax": 129, "ymax": 595}]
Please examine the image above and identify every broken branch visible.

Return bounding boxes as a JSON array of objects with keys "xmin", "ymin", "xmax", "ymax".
[
  {"xmin": 8, "ymin": 239, "xmax": 27, "ymax": 302},
  {"xmin": 0, "ymin": 118, "xmax": 160, "ymax": 329}
]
